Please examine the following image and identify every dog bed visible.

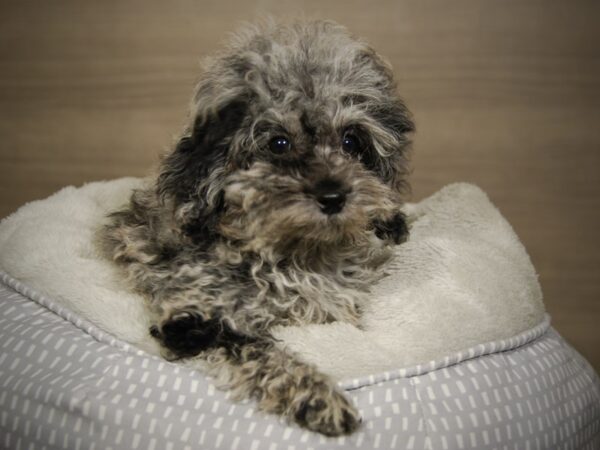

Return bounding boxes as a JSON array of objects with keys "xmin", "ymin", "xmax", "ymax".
[{"xmin": 0, "ymin": 179, "xmax": 598, "ymax": 449}]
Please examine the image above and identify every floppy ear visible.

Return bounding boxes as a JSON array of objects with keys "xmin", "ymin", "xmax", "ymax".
[
  {"xmin": 156, "ymin": 97, "xmax": 248, "ymax": 243},
  {"xmin": 373, "ymin": 97, "xmax": 415, "ymax": 193},
  {"xmin": 353, "ymin": 46, "xmax": 415, "ymax": 193}
]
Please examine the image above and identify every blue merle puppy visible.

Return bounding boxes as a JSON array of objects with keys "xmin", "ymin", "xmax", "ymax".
[{"xmin": 101, "ymin": 20, "xmax": 413, "ymax": 436}]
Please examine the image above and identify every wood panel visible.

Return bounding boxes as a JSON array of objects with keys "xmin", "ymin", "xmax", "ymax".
[{"xmin": 1, "ymin": 0, "xmax": 599, "ymax": 371}]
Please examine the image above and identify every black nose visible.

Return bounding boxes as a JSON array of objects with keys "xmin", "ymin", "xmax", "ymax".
[
  {"xmin": 317, "ymin": 191, "xmax": 346, "ymax": 215},
  {"xmin": 315, "ymin": 180, "xmax": 347, "ymax": 215}
]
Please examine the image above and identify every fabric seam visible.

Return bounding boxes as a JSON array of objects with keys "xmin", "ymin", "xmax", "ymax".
[{"xmin": 0, "ymin": 269, "xmax": 551, "ymax": 390}]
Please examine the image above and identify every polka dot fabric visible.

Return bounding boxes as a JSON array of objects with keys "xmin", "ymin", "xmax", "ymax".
[{"xmin": 1, "ymin": 273, "xmax": 599, "ymax": 450}]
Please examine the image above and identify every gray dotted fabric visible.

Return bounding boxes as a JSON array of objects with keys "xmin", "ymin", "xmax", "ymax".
[{"xmin": 1, "ymin": 275, "xmax": 599, "ymax": 450}]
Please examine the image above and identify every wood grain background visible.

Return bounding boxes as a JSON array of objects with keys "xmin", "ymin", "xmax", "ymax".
[{"xmin": 1, "ymin": 1, "xmax": 599, "ymax": 371}]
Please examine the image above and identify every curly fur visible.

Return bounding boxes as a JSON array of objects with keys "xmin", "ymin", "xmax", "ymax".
[{"xmin": 100, "ymin": 19, "xmax": 414, "ymax": 436}]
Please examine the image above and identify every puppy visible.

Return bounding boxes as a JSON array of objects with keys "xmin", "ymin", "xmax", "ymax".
[{"xmin": 100, "ymin": 20, "xmax": 414, "ymax": 436}]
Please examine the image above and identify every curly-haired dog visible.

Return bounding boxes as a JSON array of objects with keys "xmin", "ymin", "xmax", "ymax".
[{"xmin": 100, "ymin": 20, "xmax": 414, "ymax": 436}]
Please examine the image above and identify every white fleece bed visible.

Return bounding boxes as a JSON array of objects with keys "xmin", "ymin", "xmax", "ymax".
[{"xmin": 0, "ymin": 179, "xmax": 598, "ymax": 450}]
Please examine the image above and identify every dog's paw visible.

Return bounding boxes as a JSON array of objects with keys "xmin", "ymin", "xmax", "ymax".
[
  {"xmin": 150, "ymin": 311, "xmax": 222, "ymax": 359},
  {"xmin": 293, "ymin": 388, "xmax": 361, "ymax": 436},
  {"xmin": 373, "ymin": 212, "xmax": 409, "ymax": 245}
]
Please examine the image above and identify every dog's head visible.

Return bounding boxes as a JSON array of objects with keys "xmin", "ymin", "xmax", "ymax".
[{"xmin": 157, "ymin": 21, "xmax": 414, "ymax": 252}]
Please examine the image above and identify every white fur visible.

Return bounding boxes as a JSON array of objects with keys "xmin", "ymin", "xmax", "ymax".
[{"xmin": 0, "ymin": 179, "xmax": 545, "ymax": 379}]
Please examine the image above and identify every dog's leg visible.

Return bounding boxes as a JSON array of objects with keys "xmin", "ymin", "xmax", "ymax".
[
  {"xmin": 152, "ymin": 312, "xmax": 361, "ymax": 435},
  {"xmin": 204, "ymin": 339, "xmax": 361, "ymax": 436},
  {"xmin": 372, "ymin": 211, "xmax": 409, "ymax": 244},
  {"xmin": 149, "ymin": 310, "xmax": 223, "ymax": 359}
]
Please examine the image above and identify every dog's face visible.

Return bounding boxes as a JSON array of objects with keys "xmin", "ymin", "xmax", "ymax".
[{"xmin": 157, "ymin": 21, "xmax": 414, "ymax": 251}]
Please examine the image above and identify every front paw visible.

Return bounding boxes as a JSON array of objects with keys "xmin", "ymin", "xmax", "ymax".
[
  {"xmin": 293, "ymin": 388, "xmax": 361, "ymax": 436},
  {"xmin": 150, "ymin": 311, "xmax": 221, "ymax": 359},
  {"xmin": 373, "ymin": 212, "xmax": 409, "ymax": 244}
]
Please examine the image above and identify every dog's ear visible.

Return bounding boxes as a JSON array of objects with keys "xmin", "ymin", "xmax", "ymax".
[
  {"xmin": 372, "ymin": 97, "xmax": 415, "ymax": 193},
  {"xmin": 354, "ymin": 47, "xmax": 415, "ymax": 193},
  {"xmin": 157, "ymin": 99, "xmax": 247, "ymax": 202},
  {"xmin": 156, "ymin": 93, "xmax": 248, "ymax": 243}
]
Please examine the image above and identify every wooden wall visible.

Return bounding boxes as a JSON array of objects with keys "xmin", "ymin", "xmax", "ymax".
[{"xmin": 1, "ymin": 1, "xmax": 598, "ymax": 371}]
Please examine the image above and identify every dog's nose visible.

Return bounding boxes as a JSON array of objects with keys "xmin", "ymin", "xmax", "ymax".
[
  {"xmin": 314, "ymin": 179, "xmax": 347, "ymax": 215},
  {"xmin": 317, "ymin": 191, "xmax": 346, "ymax": 215}
]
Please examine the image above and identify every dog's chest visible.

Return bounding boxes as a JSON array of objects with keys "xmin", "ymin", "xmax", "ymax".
[{"xmin": 240, "ymin": 263, "xmax": 371, "ymax": 326}]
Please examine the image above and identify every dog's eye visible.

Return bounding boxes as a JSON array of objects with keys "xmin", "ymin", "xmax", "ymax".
[
  {"xmin": 341, "ymin": 133, "xmax": 360, "ymax": 154},
  {"xmin": 269, "ymin": 136, "xmax": 292, "ymax": 153}
]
